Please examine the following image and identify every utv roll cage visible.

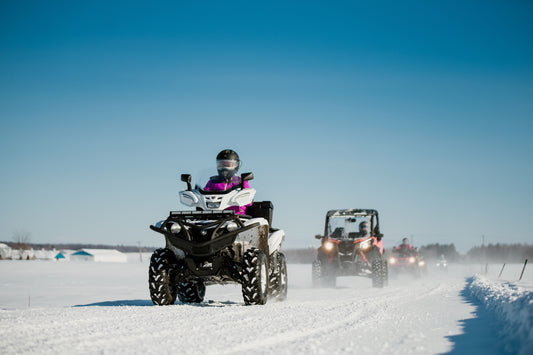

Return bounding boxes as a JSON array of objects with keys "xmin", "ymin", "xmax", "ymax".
[{"xmin": 323, "ymin": 209, "xmax": 383, "ymax": 240}]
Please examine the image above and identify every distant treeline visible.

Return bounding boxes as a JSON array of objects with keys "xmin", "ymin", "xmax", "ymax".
[
  {"xmin": 466, "ymin": 243, "xmax": 533, "ymax": 263},
  {"xmin": 419, "ymin": 243, "xmax": 460, "ymax": 261},
  {"xmin": 284, "ymin": 248, "xmax": 316, "ymax": 264},
  {"xmin": 0, "ymin": 241, "xmax": 157, "ymax": 253}
]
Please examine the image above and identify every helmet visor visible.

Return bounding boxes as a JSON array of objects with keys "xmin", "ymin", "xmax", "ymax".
[{"xmin": 216, "ymin": 159, "xmax": 239, "ymax": 171}]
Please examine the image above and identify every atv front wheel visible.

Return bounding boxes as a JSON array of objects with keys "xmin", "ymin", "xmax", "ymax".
[
  {"xmin": 177, "ymin": 280, "xmax": 206, "ymax": 303},
  {"xmin": 242, "ymin": 248, "xmax": 269, "ymax": 305},
  {"xmin": 149, "ymin": 248, "xmax": 178, "ymax": 305}
]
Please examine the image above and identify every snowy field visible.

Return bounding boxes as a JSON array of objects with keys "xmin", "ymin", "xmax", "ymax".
[{"xmin": 1, "ymin": 255, "xmax": 532, "ymax": 355}]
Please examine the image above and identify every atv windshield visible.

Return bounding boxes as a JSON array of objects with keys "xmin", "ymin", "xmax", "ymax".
[{"xmin": 327, "ymin": 216, "xmax": 371, "ymax": 239}]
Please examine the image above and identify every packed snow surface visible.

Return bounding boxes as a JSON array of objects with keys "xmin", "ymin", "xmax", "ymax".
[{"xmin": 1, "ymin": 256, "xmax": 531, "ymax": 354}]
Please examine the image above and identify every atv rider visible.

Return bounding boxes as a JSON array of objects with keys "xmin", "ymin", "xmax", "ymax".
[
  {"xmin": 360, "ymin": 221, "xmax": 384, "ymax": 254},
  {"xmin": 204, "ymin": 149, "xmax": 251, "ymax": 215},
  {"xmin": 396, "ymin": 237, "xmax": 413, "ymax": 256}
]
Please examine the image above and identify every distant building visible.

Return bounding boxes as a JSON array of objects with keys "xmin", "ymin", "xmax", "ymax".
[
  {"xmin": 70, "ymin": 249, "xmax": 127, "ymax": 263},
  {"xmin": 54, "ymin": 251, "xmax": 67, "ymax": 260}
]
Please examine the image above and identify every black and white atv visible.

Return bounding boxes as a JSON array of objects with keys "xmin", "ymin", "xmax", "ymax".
[{"xmin": 149, "ymin": 173, "xmax": 287, "ymax": 306}]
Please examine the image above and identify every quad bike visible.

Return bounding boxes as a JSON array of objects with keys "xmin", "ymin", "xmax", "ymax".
[
  {"xmin": 312, "ymin": 209, "xmax": 388, "ymax": 288},
  {"xmin": 149, "ymin": 172, "xmax": 287, "ymax": 306},
  {"xmin": 435, "ymin": 255, "xmax": 448, "ymax": 272},
  {"xmin": 388, "ymin": 248, "xmax": 426, "ymax": 278}
]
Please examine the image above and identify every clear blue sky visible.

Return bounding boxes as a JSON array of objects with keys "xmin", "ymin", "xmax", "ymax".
[{"xmin": 1, "ymin": 0, "xmax": 532, "ymax": 253}]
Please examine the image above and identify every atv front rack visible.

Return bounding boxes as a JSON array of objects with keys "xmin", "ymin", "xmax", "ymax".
[
  {"xmin": 169, "ymin": 210, "xmax": 236, "ymax": 218},
  {"xmin": 150, "ymin": 210, "xmax": 260, "ymax": 257}
]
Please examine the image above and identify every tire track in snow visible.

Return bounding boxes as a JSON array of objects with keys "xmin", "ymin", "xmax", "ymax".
[{"xmin": 213, "ymin": 281, "xmax": 460, "ymax": 354}]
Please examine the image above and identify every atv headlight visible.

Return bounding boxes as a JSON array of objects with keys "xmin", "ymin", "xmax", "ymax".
[
  {"xmin": 389, "ymin": 257, "xmax": 397, "ymax": 264},
  {"xmin": 226, "ymin": 221, "xmax": 238, "ymax": 232},
  {"xmin": 207, "ymin": 202, "xmax": 221, "ymax": 209},
  {"xmin": 408, "ymin": 256, "xmax": 416, "ymax": 264},
  {"xmin": 418, "ymin": 260, "xmax": 425, "ymax": 267},
  {"xmin": 324, "ymin": 241, "xmax": 335, "ymax": 251},
  {"xmin": 169, "ymin": 223, "xmax": 181, "ymax": 234}
]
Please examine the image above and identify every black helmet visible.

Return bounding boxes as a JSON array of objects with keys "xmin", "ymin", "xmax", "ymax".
[
  {"xmin": 216, "ymin": 149, "xmax": 240, "ymax": 180},
  {"xmin": 402, "ymin": 237, "xmax": 409, "ymax": 244},
  {"xmin": 359, "ymin": 221, "xmax": 369, "ymax": 235}
]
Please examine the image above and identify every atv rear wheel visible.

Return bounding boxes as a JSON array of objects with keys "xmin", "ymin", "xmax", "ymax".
[
  {"xmin": 177, "ymin": 280, "xmax": 206, "ymax": 303},
  {"xmin": 149, "ymin": 248, "xmax": 178, "ymax": 305},
  {"xmin": 269, "ymin": 252, "xmax": 287, "ymax": 300},
  {"xmin": 242, "ymin": 248, "xmax": 269, "ymax": 305}
]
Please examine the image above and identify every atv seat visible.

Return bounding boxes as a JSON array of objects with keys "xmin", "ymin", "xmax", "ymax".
[
  {"xmin": 331, "ymin": 228, "xmax": 344, "ymax": 238},
  {"xmin": 348, "ymin": 232, "xmax": 365, "ymax": 239},
  {"xmin": 247, "ymin": 201, "xmax": 273, "ymax": 226}
]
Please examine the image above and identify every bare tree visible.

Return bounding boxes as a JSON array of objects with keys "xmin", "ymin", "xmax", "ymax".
[{"xmin": 12, "ymin": 229, "xmax": 31, "ymax": 251}]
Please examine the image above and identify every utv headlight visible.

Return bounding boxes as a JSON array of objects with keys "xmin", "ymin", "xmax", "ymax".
[
  {"xmin": 359, "ymin": 240, "xmax": 372, "ymax": 250},
  {"xmin": 169, "ymin": 223, "xmax": 181, "ymax": 234},
  {"xmin": 408, "ymin": 257, "xmax": 416, "ymax": 264},
  {"xmin": 418, "ymin": 260, "xmax": 425, "ymax": 267},
  {"xmin": 226, "ymin": 221, "xmax": 239, "ymax": 232},
  {"xmin": 324, "ymin": 241, "xmax": 335, "ymax": 251},
  {"xmin": 389, "ymin": 257, "xmax": 397, "ymax": 264}
]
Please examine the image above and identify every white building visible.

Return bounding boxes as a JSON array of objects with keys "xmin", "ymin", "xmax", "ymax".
[{"xmin": 70, "ymin": 249, "xmax": 127, "ymax": 263}]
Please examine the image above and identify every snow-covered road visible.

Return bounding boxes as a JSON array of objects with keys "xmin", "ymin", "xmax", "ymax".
[{"xmin": 1, "ymin": 257, "xmax": 531, "ymax": 354}]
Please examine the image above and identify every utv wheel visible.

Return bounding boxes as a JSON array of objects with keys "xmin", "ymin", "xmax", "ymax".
[
  {"xmin": 178, "ymin": 280, "xmax": 206, "ymax": 303},
  {"xmin": 149, "ymin": 248, "xmax": 178, "ymax": 305},
  {"xmin": 368, "ymin": 247, "xmax": 386, "ymax": 288},
  {"xmin": 269, "ymin": 252, "xmax": 288, "ymax": 300},
  {"xmin": 242, "ymin": 248, "xmax": 269, "ymax": 305}
]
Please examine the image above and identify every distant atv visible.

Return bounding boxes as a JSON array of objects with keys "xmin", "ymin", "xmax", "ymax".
[
  {"xmin": 388, "ymin": 248, "xmax": 426, "ymax": 278},
  {"xmin": 435, "ymin": 255, "xmax": 448, "ymax": 272},
  {"xmin": 312, "ymin": 209, "xmax": 388, "ymax": 288},
  {"xmin": 149, "ymin": 173, "xmax": 287, "ymax": 306}
]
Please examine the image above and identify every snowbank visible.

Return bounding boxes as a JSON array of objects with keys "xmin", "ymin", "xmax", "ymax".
[{"xmin": 466, "ymin": 275, "xmax": 533, "ymax": 355}]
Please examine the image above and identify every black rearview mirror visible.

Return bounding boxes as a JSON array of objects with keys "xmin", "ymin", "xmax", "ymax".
[
  {"xmin": 181, "ymin": 174, "xmax": 192, "ymax": 191},
  {"xmin": 240, "ymin": 172, "xmax": 254, "ymax": 188}
]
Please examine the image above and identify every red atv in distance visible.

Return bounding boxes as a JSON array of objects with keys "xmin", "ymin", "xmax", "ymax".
[
  {"xmin": 312, "ymin": 209, "xmax": 388, "ymax": 288},
  {"xmin": 388, "ymin": 247, "xmax": 426, "ymax": 278}
]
